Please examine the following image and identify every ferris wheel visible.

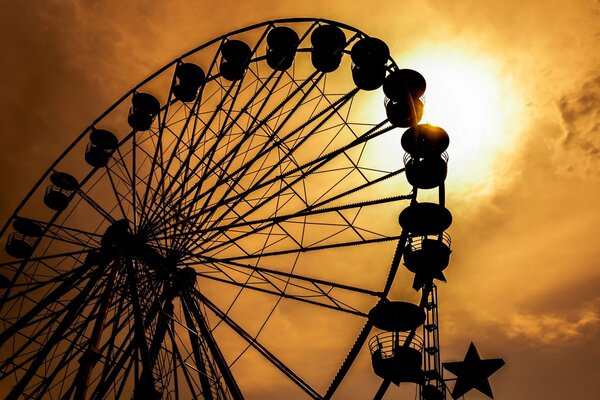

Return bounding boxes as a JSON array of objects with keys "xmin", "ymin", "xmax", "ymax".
[{"xmin": 0, "ymin": 18, "xmax": 502, "ymax": 400}]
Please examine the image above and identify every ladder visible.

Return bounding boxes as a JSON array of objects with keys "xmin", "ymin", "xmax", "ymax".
[{"xmin": 422, "ymin": 283, "xmax": 446, "ymax": 399}]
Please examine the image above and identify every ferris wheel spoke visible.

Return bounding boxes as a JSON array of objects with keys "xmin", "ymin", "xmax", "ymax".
[
  {"xmin": 17, "ymin": 281, "xmax": 109, "ymax": 399},
  {"xmin": 184, "ymin": 250, "xmax": 379, "ymax": 318},
  {"xmin": 193, "ymin": 188, "xmax": 408, "ymax": 257},
  {"xmin": 90, "ymin": 339, "xmax": 137, "ymax": 400},
  {"xmin": 178, "ymin": 62, "xmax": 282, "ymax": 193},
  {"xmin": 54, "ymin": 184, "xmax": 115, "ymax": 225},
  {"xmin": 158, "ymin": 99, "xmax": 362, "ymax": 251},
  {"xmin": 3, "ymin": 264, "xmax": 106, "ymax": 400},
  {"xmin": 187, "ymin": 256, "xmax": 381, "ymax": 298},
  {"xmin": 37, "ymin": 229, "xmax": 99, "ymax": 249},
  {"xmin": 9, "ymin": 249, "xmax": 91, "ymax": 269},
  {"xmin": 179, "ymin": 191, "xmax": 410, "ymax": 242},
  {"xmin": 144, "ymin": 74, "xmax": 244, "ymax": 228},
  {"xmin": 0, "ymin": 280, "xmax": 105, "ymax": 382},
  {"xmin": 210, "ymin": 235, "xmax": 401, "ymax": 262},
  {"xmin": 90, "ymin": 289, "xmax": 165, "ymax": 400},
  {"xmin": 122, "ymin": 257, "xmax": 160, "ymax": 395},
  {"xmin": 151, "ymin": 69, "xmax": 327, "ymax": 231},
  {"xmin": 187, "ymin": 192, "xmax": 404, "ymax": 258},
  {"xmin": 188, "ymin": 76, "xmax": 340, "ymax": 231},
  {"xmin": 187, "ymin": 70, "xmax": 322, "ymax": 225},
  {"xmin": 181, "ymin": 292, "xmax": 244, "ymax": 399},
  {"xmin": 0, "ymin": 256, "xmax": 97, "ymax": 303},
  {"xmin": 110, "ymin": 145, "xmax": 149, "ymax": 222},
  {"xmin": 142, "ymin": 42, "xmax": 227, "ymax": 226},
  {"xmin": 179, "ymin": 299, "xmax": 221, "ymax": 399},
  {"xmin": 165, "ymin": 320, "xmax": 204, "ymax": 399},
  {"xmin": 136, "ymin": 69, "xmax": 180, "ymax": 226},
  {"xmin": 155, "ymin": 161, "xmax": 405, "ymax": 253},
  {"xmin": 104, "ymin": 166, "xmax": 131, "ymax": 221},
  {"xmin": 192, "ymin": 288, "xmax": 323, "ymax": 400},
  {"xmin": 0, "ymin": 261, "xmax": 99, "ymax": 347},
  {"xmin": 191, "ymin": 269, "xmax": 369, "ymax": 317},
  {"xmin": 169, "ymin": 118, "xmax": 391, "ymax": 243},
  {"xmin": 90, "ymin": 294, "xmax": 130, "ymax": 396}
]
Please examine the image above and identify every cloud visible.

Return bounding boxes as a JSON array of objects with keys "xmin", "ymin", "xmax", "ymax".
[
  {"xmin": 504, "ymin": 303, "xmax": 600, "ymax": 346},
  {"xmin": 554, "ymin": 75, "xmax": 600, "ymax": 177}
]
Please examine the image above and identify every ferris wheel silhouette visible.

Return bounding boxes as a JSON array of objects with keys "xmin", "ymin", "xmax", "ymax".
[{"xmin": 0, "ymin": 18, "xmax": 503, "ymax": 400}]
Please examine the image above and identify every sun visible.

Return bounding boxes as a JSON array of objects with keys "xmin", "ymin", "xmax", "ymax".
[{"xmin": 400, "ymin": 47, "xmax": 525, "ymax": 198}]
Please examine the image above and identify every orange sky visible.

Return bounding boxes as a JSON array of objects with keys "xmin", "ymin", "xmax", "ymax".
[{"xmin": 0, "ymin": 1, "xmax": 599, "ymax": 399}]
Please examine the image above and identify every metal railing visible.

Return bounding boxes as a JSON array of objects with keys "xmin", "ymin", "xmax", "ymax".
[
  {"xmin": 405, "ymin": 232, "xmax": 451, "ymax": 252},
  {"xmin": 368, "ymin": 331, "xmax": 423, "ymax": 359}
]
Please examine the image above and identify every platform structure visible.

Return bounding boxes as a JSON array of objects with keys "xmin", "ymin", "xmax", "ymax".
[{"xmin": 367, "ymin": 84, "xmax": 503, "ymax": 399}]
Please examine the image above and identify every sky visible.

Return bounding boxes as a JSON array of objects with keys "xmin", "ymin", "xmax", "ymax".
[{"xmin": 0, "ymin": 0, "xmax": 599, "ymax": 399}]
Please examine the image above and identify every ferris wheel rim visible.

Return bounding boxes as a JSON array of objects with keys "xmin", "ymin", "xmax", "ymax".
[{"xmin": 0, "ymin": 18, "xmax": 416, "ymax": 399}]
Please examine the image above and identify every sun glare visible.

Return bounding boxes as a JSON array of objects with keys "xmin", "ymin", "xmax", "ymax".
[{"xmin": 400, "ymin": 47, "xmax": 524, "ymax": 197}]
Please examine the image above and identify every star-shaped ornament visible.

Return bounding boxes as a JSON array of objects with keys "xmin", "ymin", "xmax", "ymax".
[{"xmin": 443, "ymin": 342, "xmax": 504, "ymax": 399}]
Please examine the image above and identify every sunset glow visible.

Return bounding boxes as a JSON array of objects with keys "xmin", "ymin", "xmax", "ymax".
[
  {"xmin": 0, "ymin": 2, "xmax": 599, "ymax": 400},
  {"xmin": 404, "ymin": 47, "xmax": 525, "ymax": 196}
]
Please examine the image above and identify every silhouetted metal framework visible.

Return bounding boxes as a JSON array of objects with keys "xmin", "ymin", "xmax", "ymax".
[
  {"xmin": 422, "ymin": 284, "xmax": 445, "ymax": 399},
  {"xmin": 0, "ymin": 18, "xmax": 430, "ymax": 399}
]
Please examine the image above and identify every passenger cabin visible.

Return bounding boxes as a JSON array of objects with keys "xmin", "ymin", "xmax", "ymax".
[
  {"xmin": 385, "ymin": 97, "xmax": 424, "ymax": 128},
  {"xmin": 368, "ymin": 301, "xmax": 425, "ymax": 385},
  {"xmin": 383, "ymin": 69, "xmax": 426, "ymax": 128},
  {"xmin": 44, "ymin": 172, "xmax": 79, "ymax": 211},
  {"xmin": 399, "ymin": 202, "xmax": 452, "ymax": 236},
  {"xmin": 368, "ymin": 301, "xmax": 426, "ymax": 332},
  {"xmin": 383, "ymin": 69, "xmax": 427, "ymax": 101},
  {"xmin": 5, "ymin": 217, "xmax": 43, "ymax": 259},
  {"xmin": 128, "ymin": 92, "xmax": 160, "ymax": 131},
  {"xmin": 369, "ymin": 331, "xmax": 424, "ymax": 385},
  {"xmin": 85, "ymin": 129, "xmax": 118, "ymax": 168},
  {"xmin": 173, "ymin": 63, "xmax": 205, "ymax": 102},
  {"xmin": 401, "ymin": 124, "xmax": 449, "ymax": 157},
  {"xmin": 6, "ymin": 233, "xmax": 36, "ymax": 259},
  {"xmin": 404, "ymin": 151, "xmax": 448, "ymax": 189},
  {"xmin": 310, "ymin": 24, "xmax": 346, "ymax": 73},
  {"xmin": 350, "ymin": 37, "xmax": 389, "ymax": 90},
  {"xmin": 266, "ymin": 26, "xmax": 299, "ymax": 71},
  {"xmin": 220, "ymin": 40, "xmax": 251, "ymax": 81},
  {"xmin": 404, "ymin": 233, "xmax": 452, "ymax": 290},
  {"xmin": 404, "ymin": 234, "xmax": 451, "ymax": 274},
  {"xmin": 401, "ymin": 124, "xmax": 450, "ymax": 189}
]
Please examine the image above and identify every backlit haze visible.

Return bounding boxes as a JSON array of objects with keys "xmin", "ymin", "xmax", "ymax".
[{"xmin": 1, "ymin": 1, "xmax": 599, "ymax": 399}]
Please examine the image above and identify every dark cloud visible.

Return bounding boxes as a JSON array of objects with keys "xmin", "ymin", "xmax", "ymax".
[{"xmin": 556, "ymin": 75, "xmax": 600, "ymax": 176}]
